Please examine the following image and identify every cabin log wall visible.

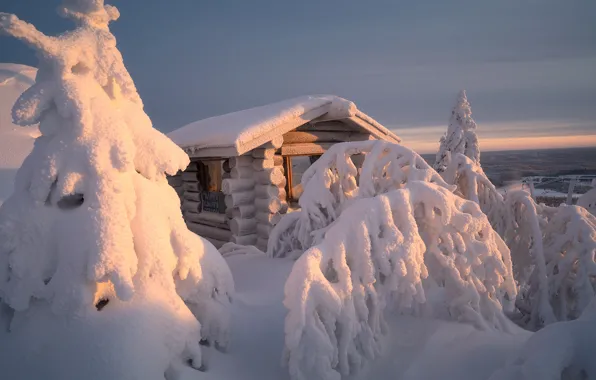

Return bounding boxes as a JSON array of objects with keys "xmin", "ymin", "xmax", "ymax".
[
  {"xmin": 172, "ymin": 122, "xmax": 378, "ymax": 252},
  {"xmin": 252, "ymin": 145, "xmax": 287, "ymax": 252},
  {"xmin": 223, "ymin": 154, "xmax": 258, "ymax": 246}
]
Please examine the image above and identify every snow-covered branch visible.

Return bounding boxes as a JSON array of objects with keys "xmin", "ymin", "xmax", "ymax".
[
  {"xmin": 444, "ymin": 152, "xmax": 596, "ymax": 329},
  {"xmin": 268, "ymin": 141, "xmax": 453, "ymax": 258},
  {"xmin": 284, "ymin": 181, "xmax": 517, "ymax": 380}
]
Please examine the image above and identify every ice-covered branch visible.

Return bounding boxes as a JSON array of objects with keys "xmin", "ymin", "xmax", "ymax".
[
  {"xmin": 268, "ymin": 141, "xmax": 454, "ymax": 258},
  {"xmin": 0, "ymin": 14, "xmax": 59, "ymax": 56}
]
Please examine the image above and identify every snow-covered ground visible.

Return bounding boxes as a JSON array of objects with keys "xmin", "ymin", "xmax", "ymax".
[
  {"xmin": 0, "ymin": 63, "xmax": 39, "ymax": 204},
  {"xmin": 173, "ymin": 253, "xmax": 529, "ymax": 380}
]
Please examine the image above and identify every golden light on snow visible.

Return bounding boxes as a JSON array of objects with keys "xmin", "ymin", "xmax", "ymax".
[{"xmin": 396, "ymin": 120, "xmax": 596, "ymax": 154}]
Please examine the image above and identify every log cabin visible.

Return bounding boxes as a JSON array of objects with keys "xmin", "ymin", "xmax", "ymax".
[{"xmin": 167, "ymin": 95, "xmax": 401, "ymax": 250}]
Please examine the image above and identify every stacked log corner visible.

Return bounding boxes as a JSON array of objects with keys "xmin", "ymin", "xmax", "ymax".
[
  {"xmin": 224, "ymin": 155, "xmax": 258, "ymax": 246},
  {"xmin": 252, "ymin": 148, "xmax": 288, "ymax": 252}
]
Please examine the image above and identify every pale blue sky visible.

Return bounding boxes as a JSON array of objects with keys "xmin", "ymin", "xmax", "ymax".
[{"xmin": 1, "ymin": 0, "xmax": 595, "ymax": 152}]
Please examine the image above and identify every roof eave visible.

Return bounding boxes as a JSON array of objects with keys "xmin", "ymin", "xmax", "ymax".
[{"xmin": 346, "ymin": 114, "xmax": 401, "ymax": 143}]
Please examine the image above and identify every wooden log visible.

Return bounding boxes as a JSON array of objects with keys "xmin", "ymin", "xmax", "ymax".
[
  {"xmin": 280, "ymin": 200, "xmax": 289, "ymax": 214},
  {"xmin": 182, "ymin": 171, "xmax": 200, "ymax": 182},
  {"xmin": 183, "ymin": 191, "xmax": 201, "ymax": 202},
  {"xmin": 222, "ymin": 159, "xmax": 231, "ymax": 173},
  {"xmin": 251, "ymin": 148, "xmax": 276, "ymax": 159},
  {"xmin": 255, "ymin": 196, "xmax": 282, "ymax": 213},
  {"xmin": 297, "ymin": 120, "xmax": 359, "ymax": 132},
  {"xmin": 185, "ymin": 213, "xmax": 229, "ymax": 230},
  {"xmin": 255, "ymin": 211, "xmax": 282, "ymax": 225},
  {"xmin": 222, "ymin": 172, "xmax": 231, "ymax": 180},
  {"xmin": 255, "ymin": 184, "xmax": 286, "ymax": 199},
  {"xmin": 184, "ymin": 211, "xmax": 228, "ymax": 226},
  {"xmin": 252, "ymin": 156, "xmax": 284, "ymax": 171},
  {"xmin": 256, "ymin": 237, "xmax": 269, "ymax": 252},
  {"xmin": 231, "ymin": 166, "xmax": 254, "ymax": 179},
  {"xmin": 229, "ymin": 156, "xmax": 253, "ymax": 168},
  {"xmin": 225, "ymin": 207, "xmax": 233, "ymax": 219},
  {"xmin": 186, "ymin": 161, "xmax": 199, "ymax": 172},
  {"xmin": 230, "ymin": 217, "xmax": 257, "ymax": 236},
  {"xmin": 232, "ymin": 205, "xmax": 257, "ymax": 219},
  {"xmin": 231, "ymin": 234, "xmax": 258, "ymax": 246},
  {"xmin": 222, "ymin": 178, "xmax": 255, "ymax": 195},
  {"xmin": 257, "ymin": 223, "xmax": 273, "ymax": 239},
  {"xmin": 281, "ymin": 142, "xmax": 334, "ymax": 156},
  {"xmin": 183, "ymin": 182, "xmax": 201, "ymax": 192},
  {"xmin": 203, "ymin": 237, "xmax": 227, "ymax": 249},
  {"xmin": 182, "ymin": 200, "xmax": 201, "ymax": 213},
  {"xmin": 252, "ymin": 158, "xmax": 274, "ymax": 170},
  {"xmin": 273, "ymin": 155, "xmax": 284, "ymax": 166},
  {"xmin": 282, "ymin": 131, "xmax": 371, "ymax": 144},
  {"xmin": 224, "ymin": 191, "xmax": 255, "ymax": 208},
  {"xmin": 260, "ymin": 136, "xmax": 283, "ymax": 149},
  {"xmin": 187, "ymin": 221, "xmax": 232, "ymax": 242},
  {"xmin": 255, "ymin": 167, "xmax": 285, "ymax": 186}
]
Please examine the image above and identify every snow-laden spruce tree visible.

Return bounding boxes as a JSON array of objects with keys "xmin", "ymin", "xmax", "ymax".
[
  {"xmin": 0, "ymin": 2, "xmax": 233, "ymax": 378},
  {"xmin": 443, "ymin": 153, "xmax": 596, "ymax": 330},
  {"xmin": 434, "ymin": 90, "xmax": 480, "ymax": 173},
  {"xmin": 277, "ymin": 141, "xmax": 519, "ymax": 380}
]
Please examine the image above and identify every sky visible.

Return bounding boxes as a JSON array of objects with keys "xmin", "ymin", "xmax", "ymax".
[{"xmin": 1, "ymin": 0, "xmax": 595, "ymax": 153}]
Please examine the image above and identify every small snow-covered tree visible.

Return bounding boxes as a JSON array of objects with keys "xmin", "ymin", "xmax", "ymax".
[
  {"xmin": 283, "ymin": 181, "xmax": 518, "ymax": 380},
  {"xmin": 434, "ymin": 90, "xmax": 480, "ymax": 173},
  {"xmin": 267, "ymin": 140, "xmax": 453, "ymax": 258},
  {"xmin": 443, "ymin": 153, "xmax": 596, "ymax": 329},
  {"xmin": 0, "ymin": 2, "xmax": 232, "ymax": 378}
]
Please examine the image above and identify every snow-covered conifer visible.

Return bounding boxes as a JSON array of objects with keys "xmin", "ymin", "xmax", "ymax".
[
  {"xmin": 283, "ymin": 181, "xmax": 518, "ymax": 380},
  {"xmin": 0, "ymin": 2, "xmax": 233, "ymax": 378},
  {"xmin": 434, "ymin": 90, "xmax": 480, "ymax": 173},
  {"xmin": 443, "ymin": 153, "xmax": 596, "ymax": 329}
]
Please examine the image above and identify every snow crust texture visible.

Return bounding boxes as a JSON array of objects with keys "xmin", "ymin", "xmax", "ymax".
[{"xmin": 0, "ymin": 3, "xmax": 233, "ymax": 379}]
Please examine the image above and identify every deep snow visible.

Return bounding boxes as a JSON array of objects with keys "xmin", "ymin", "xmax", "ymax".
[{"xmin": 176, "ymin": 253, "xmax": 529, "ymax": 380}]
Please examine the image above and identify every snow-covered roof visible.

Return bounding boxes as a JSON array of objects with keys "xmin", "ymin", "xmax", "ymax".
[{"xmin": 168, "ymin": 95, "xmax": 400, "ymax": 157}]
